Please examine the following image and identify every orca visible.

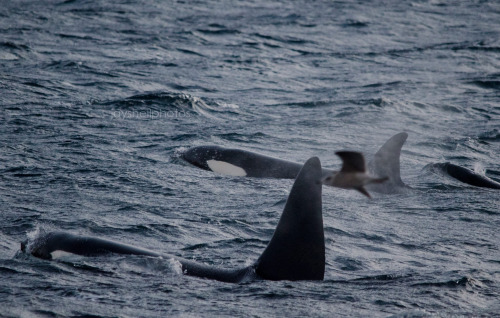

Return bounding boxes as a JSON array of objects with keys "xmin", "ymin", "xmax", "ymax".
[
  {"xmin": 429, "ymin": 162, "xmax": 500, "ymax": 189},
  {"xmin": 182, "ymin": 132, "xmax": 408, "ymax": 192},
  {"xmin": 182, "ymin": 145, "xmax": 323, "ymax": 178},
  {"xmin": 22, "ymin": 157, "xmax": 325, "ymax": 283},
  {"xmin": 321, "ymin": 151, "xmax": 388, "ymax": 198}
]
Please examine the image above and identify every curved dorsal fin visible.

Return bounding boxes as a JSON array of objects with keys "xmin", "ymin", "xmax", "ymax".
[
  {"xmin": 255, "ymin": 157, "xmax": 324, "ymax": 281},
  {"xmin": 369, "ymin": 132, "xmax": 408, "ymax": 186}
]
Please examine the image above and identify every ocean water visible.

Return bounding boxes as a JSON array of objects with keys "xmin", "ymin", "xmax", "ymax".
[{"xmin": 1, "ymin": 0, "xmax": 499, "ymax": 317}]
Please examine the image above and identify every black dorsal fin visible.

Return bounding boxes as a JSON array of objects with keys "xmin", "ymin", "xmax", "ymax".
[{"xmin": 255, "ymin": 157, "xmax": 324, "ymax": 281}]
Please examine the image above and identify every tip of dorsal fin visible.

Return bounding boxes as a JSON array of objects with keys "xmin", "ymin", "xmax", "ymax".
[
  {"xmin": 369, "ymin": 132, "xmax": 408, "ymax": 186},
  {"xmin": 255, "ymin": 157, "xmax": 324, "ymax": 281}
]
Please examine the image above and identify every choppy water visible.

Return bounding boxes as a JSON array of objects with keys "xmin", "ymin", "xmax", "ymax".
[{"xmin": 1, "ymin": 0, "xmax": 499, "ymax": 317}]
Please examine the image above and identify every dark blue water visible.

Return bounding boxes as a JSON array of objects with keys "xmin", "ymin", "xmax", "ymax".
[{"xmin": 1, "ymin": 0, "xmax": 499, "ymax": 317}]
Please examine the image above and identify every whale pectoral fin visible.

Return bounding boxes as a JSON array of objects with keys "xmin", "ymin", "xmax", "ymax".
[
  {"xmin": 356, "ymin": 186, "xmax": 371, "ymax": 198},
  {"xmin": 369, "ymin": 132, "xmax": 408, "ymax": 186},
  {"xmin": 256, "ymin": 157, "xmax": 325, "ymax": 281}
]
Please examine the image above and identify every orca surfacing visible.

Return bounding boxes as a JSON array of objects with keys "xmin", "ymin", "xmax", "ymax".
[
  {"xmin": 430, "ymin": 162, "xmax": 500, "ymax": 190},
  {"xmin": 182, "ymin": 132, "xmax": 409, "ymax": 193},
  {"xmin": 22, "ymin": 157, "xmax": 325, "ymax": 283}
]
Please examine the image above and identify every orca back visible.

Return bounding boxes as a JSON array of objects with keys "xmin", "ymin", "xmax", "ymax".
[
  {"xmin": 26, "ymin": 232, "xmax": 161, "ymax": 259},
  {"xmin": 182, "ymin": 145, "xmax": 321, "ymax": 178},
  {"xmin": 438, "ymin": 162, "xmax": 500, "ymax": 189}
]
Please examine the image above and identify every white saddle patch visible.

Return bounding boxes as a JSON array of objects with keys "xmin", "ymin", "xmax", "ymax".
[{"xmin": 207, "ymin": 160, "xmax": 247, "ymax": 177}]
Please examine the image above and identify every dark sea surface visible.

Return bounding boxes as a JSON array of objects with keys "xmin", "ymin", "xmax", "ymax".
[{"xmin": 1, "ymin": 0, "xmax": 499, "ymax": 317}]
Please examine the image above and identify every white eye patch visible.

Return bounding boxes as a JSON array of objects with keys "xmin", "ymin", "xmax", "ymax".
[
  {"xmin": 206, "ymin": 160, "xmax": 247, "ymax": 177},
  {"xmin": 50, "ymin": 250, "xmax": 76, "ymax": 259}
]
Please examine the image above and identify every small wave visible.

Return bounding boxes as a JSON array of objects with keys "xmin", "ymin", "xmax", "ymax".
[
  {"xmin": 196, "ymin": 24, "xmax": 241, "ymax": 35},
  {"xmin": 397, "ymin": 243, "xmax": 420, "ymax": 250},
  {"xmin": 0, "ymin": 266, "xmax": 20, "ymax": 274},
  {"xmin": 354, "ymin": 41, "xmax": 498, "ymax": 59},
  {"xmin": 104, "ymin": 91, "xmax": 241, "ymax": 120},
  {"xmin": 176, "ymin": 48, "xmax": 206, "ymax": 57},
  {"xmin": 276, "ymin": 100, "xmax": 332, "ymax": 108},
  {"xmin": 253, "ymin": 32, "xmax": 309, "ymax": 45},
  {"xmin": 271, "ymin": 198, "xmax": 287, "ymax": 207},
  {"xmin": 181, "ymin": 237, "xmax": 265, "ymax": 252},
  {"xmin": 42, "ymin": 60, "xmax": 118, "ymax": 78},
  {"xmin": 181, "ymin": 242, "xmax": 209, "ymax": 251},
  {"xmin": 44, "ymin": 60, "xmax": 92, "ymax": 71},
  {"xmin": 0, "ymin": 41, "xmax": 30, "ymax": 51},
  {"xmin": 58, "ymin": 0, "xmax": 79, "ymax": 4},
  {"xmin": 63, "ymin": 261, "xmax": 116, "ymax": 275},
  {"xmin": 342, "ymin": 19, "xmax": 369, "ymax": 28},
  {"xmin": 373, "ymin": 299, "xmax": 407, "ymax": 308},
  {"xmin": 0, "ymin": 41, "xmax": 30, "ymax": 60},
  {"xmin": 457, "ymin": 40, "xmax": 500, "ymax": 53},
  {"xmin": 170, "ymin": 133, "xmax": 199, "ymax": 142},
  {"xmin": 412, "ymin": 276, "xmax": 479, "ymax": 288},
  {"xmin": 349, "ymin": 97, "xmax": 391, "ymax": 108},
  {"xmin": 486, "ymin": 169, "xmax": 500, "ymax": 178},
  {"xmin": 324, "ymin": 226, "xmax": 353, "ymax": 238},
  {"xmin": 3, "ymin": 166, "xmax": 45, "ymax": 178},
  {"xmin": 478, "ymin": 129, "xmax": 500, "ymax": 142},
  {"xmin": 350, "ymin": 273, "xmax": 413, "ymax": 283},
  {"xmin": 387, "ymin": 309, "xmax": 432, "ymax": 318},
  {"xmin": 334, "ymin": 256, "xmax": 365, "ymax": 271},
  {"xmin": 215, "ymin": 132, "xmax": 269, "ymax": 143},
  {"xmin": 356, "ymin": 232, "xmax": 387, "ymax": 242},
  {"xmin": 22, "ymin": 81, "xmax": 46, "ymax": 89},
  {"xmin": 56, "ymin": 32, "xmax": 95, "ymax": 40},
  {"xmin": 469, "ymin": 80, "xmax": 500, "ymax": 90},
  {"xmin": 363, "ymin": 81, "xmax": 402, "ymax": 88}
]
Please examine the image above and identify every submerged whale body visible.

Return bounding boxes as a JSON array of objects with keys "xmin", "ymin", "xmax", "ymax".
[
  {"xmin": 22, "ymin": 157, "xmax": 325, "ymax": 283},
  {"xmin": 430, "ymin": 162, "xmax": 500, "ymax": 189},
  {"xmin": 182, "ymin": 132, "xmax": 409, "ymax": 193},
  {"xmin": 22, "ymin": 232, "xmax": 255, "ymax": 282}
]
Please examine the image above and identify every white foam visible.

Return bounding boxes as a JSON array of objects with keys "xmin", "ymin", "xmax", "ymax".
[
  {"xmin": 473, "ymin": 162, "xmax": 486, "ymax": 175},
  {"xmin": 207, "ymin": 160, "xmax": 247, "ymax": 176},
  {"xmin": 168, "ymin": 258, "xmax": 184, "ymax": 275}
]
